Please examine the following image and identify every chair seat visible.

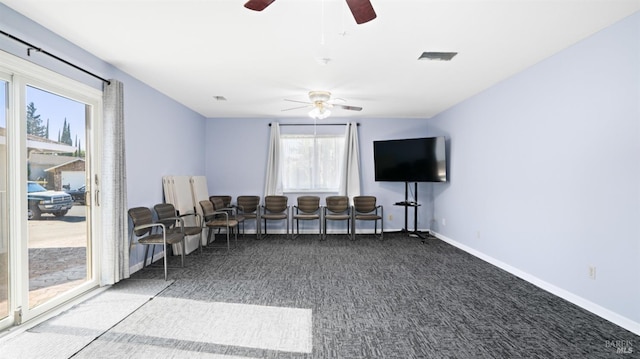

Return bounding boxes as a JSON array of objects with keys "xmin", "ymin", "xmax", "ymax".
[
  {"xmin": 261, "ymin": 214, "xmax": 287, "ymax": 220},
  {"xmin": 186, "ymin": 226, "xmax": 205, "ymax": 236},
  {"xmin": 325, "ymin": 214, "xmax": 350, "ymax": 220},
  {"xmin": 355, "ymin": 214, "xmax": 382, "ymax": 220},
  {"xmin": 205, "ymin": 219, "xmax": 239, "ymax": 228},
  {"xmin": 166, "ymin": 226, "xmax": 202, "ymax": 237},
  {"xmin": 138, "ymin": 232, "xmax": 184, "ymax": 245},
  {"xmin": 294, "ymin": 214, "xmax": 320, "ymax": 220}
]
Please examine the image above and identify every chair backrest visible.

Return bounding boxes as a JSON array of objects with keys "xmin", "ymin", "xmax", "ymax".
[
  {"xmin": 237, "ymin": 195, "xmax": 260, "ymax": 213},
  {"xmin": 353, "ymin": 196, "xmax": 377, "ymax": 213},
  {"xmin": 325, "ymin": 196, "xmax": 349, "ymax": 213},
  {"xmin": 154, "ymin": 203, "xmax": 177, "ymax": 229},
  {"xmin": 210, "ymin": 197, "xmax": 226, "ymax": 211},
  {"xmin": 210, "ymin": 195, "xmax": 232, "ymax": 208},
  {"xmin": 296, "ymin": 196, "xmax": 320, "ymax": 214},
  {"xmin": 199, "ymin": 200, "xmax": 216, "ymax": 220},
  {"xmin": 128, "ymin": 207, "xmax": 154, "ymax": 236},
  {"xmin": 264, "ymin": 195, "xmax": 288, "ymax": 213}
]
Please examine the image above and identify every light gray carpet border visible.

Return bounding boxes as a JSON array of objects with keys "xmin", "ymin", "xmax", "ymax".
[{"xmin": 0, "ymin": 279, "xmax": 172, "ymax": 359}]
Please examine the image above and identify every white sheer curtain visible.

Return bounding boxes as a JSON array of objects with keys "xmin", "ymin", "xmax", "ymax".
[
  {"xmin": 264, "ymin": 122, "xmax": 283, "ymax": 196},
  {"xmin": 101, "ymin": 79, "xmax": 129, "ymax": 285},
  {"xmin": 339, "ymin": 122, "xmax": 361, "ymax": 200}
]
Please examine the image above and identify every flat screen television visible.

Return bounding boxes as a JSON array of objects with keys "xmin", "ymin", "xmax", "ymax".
[{"xmin": 373, "ymin": 136, "xmax": 447, "ymax": 182}]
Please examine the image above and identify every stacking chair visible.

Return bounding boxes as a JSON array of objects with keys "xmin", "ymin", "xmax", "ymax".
[
  {"xmin": 292, "ymin": 195, "xmax": 321, "ymax": 239},
  {"xmin": 323, "ymin": 195, "xmax": 352, "ymax": 240},
  {"xmin": 154, "ymin": 203, "xmax": 203, "ymax": 254},
  {"xmin": 211, "ymin": 196, "xmax": 245, "ymax": 236},
  {"xmin": 199, "ymin": 200, "xmax": 239, "ymax": 252},
  {"xmin": 352, "ymin": 195, "xmax": 384, "ymax": 240},
  {"xmin": 128, "ymin": 207, "xmax": 185, "ymax": 280},
  {"xmin": 260, "ymin": 195, "xmax": 289, "ymax": 239},
  {"xmin": 236, "ymin": 195, "xmax": 261, "ymax": 237}
]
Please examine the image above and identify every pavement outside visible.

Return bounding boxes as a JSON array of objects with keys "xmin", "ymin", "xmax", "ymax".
[{"xmin": 0, "ymin": 204, "xmax": 88, "ymax": 315}]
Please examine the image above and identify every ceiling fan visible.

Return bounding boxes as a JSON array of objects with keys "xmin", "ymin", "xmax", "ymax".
[
  {"xmin": 282, "ymin": 91, "xmax": 363, "ymax": 119},
  {"xmin": 244, "ymin": 0, "xmax": 377, "ymax": 25}
]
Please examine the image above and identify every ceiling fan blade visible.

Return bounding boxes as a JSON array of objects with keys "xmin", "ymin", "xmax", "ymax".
[
  {"xmin": 284, "ymin": 99, "xmax": 312, "ymax": 105},
  {"xmin": 345, "ymin": 0, "xmax": 377, "ymax": 24},
  {"xmin": 335, "ymin": 104, "xmax": 363, "ymax": 111},
  {"xmin": 244, "ymin": 0, "xmax": 275, "ymax": 11},
  {"xmin": 282, "ymin": 104, "xmax": 312, "ymax": 112}
]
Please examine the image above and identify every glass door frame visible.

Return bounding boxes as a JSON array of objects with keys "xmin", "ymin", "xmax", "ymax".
[
  {"xmin": 0, "ymin": 71, "xmax": 11, "ymax": 331},
  {"xmin": 0, "ymin": 51, "xmax": 102, "ymax": 329}
]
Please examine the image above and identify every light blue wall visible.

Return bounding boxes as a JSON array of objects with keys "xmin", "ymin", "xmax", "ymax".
[
  {"xmin": 428, "ymin": 12, "xmax": 640, "ymax": 325},
  {"xmin": 1, "ymin": 4, "xmax": 207, "ymax": 268}
]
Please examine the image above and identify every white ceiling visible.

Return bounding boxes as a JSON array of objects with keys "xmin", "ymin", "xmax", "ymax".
[{"xmin": 3, "ymin": 0, "xmax": 640, "ymax": 119}]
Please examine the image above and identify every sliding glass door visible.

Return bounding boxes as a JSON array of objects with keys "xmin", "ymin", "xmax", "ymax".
[
  {"xmin": 25, "ymin": 85, "xmax": 91, "ymax": 310},
  {"xmin": 0, "ymin": 51, "xmax": 102, "ymax": 330}
]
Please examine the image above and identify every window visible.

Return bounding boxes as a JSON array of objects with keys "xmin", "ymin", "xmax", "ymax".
[{"xmin": 281, "ymin": 134, "xmax": 344, "ymax": 192}]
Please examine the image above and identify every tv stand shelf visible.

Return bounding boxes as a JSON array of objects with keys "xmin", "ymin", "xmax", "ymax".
[
  {"xmin": 394, "ymin": 182, "xmax": 425, "ymax": 240},
  {"xmin": 394, "ymin": 201, "xmax": 419, "ymax": 207}
]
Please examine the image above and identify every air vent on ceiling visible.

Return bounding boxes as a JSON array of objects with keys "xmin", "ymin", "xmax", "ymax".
[
  {"xmin": 213, "ymin": 96, "xmax": 227, "ymax": 101},
  {"xmin": 418, "ymin": 52, "xmax": 458, "ymax": 61}
]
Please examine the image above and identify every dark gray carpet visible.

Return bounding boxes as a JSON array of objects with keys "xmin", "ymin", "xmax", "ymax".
[
  {"xmin": 103, "ymin": 232, "xmax": 638, "ymax": 358},
  {"xmin": 11, "ymin": 233, "xmax": 638, "ymax": 358}
]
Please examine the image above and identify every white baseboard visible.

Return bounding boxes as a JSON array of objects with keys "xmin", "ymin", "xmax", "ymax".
[{"xmin": 432, "ymin": 231, "xmax": 640, "ymax": 336}]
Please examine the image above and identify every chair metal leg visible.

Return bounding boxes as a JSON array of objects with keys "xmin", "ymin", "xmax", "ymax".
[
  {"xmin": 162, "ymin": 241, "xmax": 168, "ymax": 281},
  {"xmin": 180, "ymin": 238, "xmax": 185, "ymax": 267},
  {"xmin": 233, "ymin": 225, "xmax": 238, "ymax": 248},
  {"xmin": 322, "ymin": 218, "xmax": 326, "ymax": 240},
  {"xmin": 143, "ymin": 245, "xmax": 151, "ymax": 268}
]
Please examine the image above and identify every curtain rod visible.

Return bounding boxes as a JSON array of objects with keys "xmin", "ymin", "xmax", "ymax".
[
  {"xmin": 0, "ymin": 30, "xmax": 111, "ymax": 85},
  {"xmin": 269, "ymin": 123, "xmax": 359, "ymax": 126}
]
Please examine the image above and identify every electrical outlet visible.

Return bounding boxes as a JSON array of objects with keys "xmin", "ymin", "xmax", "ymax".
[
  {"xmin": 441, "ymin": 218, "xmax": 446, "ymax": 226},
  {"xmin": 589, "ymin": 266, "xmax": 597, "ymax": 280},
  {"xmin": 476, "ymin": 231, "xmax": 481, "ymax": 239},
  {"xmin": 388, "ymin": 214, "xmax": 393, "ymax": 221}
]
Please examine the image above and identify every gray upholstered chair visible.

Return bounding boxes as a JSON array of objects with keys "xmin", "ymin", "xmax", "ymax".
[
  {"xmin": 292, "ymin": 195, "xmax": 321, "ymax": 239},
  {"xmin": 323, "ymin": 195, "xmax": 352, "ymax": 240},
  {"xmin": 210, "ymin": 196, "xmax": 245, "ymax": 235},
  {"xmin": 260, "ymin": 195, "xmax": 289, "ymax": 239},
  {"xmin": 352, "ymin": 195, "xmax": 383, "ymax": 240},
  {"xmin": 236, "ymin": 195, "xmax": 260, "ymax": 237},
  {"xmin": 154, "ymin": 203, "xmax": 203, "ymax": 254},
  {"xmin": 128, "ymin": 206, "xmax": 185, "ymax": 280},
  {"xmin": 199, "ymin": 200, "xmax": 239, "ymax": 252}
]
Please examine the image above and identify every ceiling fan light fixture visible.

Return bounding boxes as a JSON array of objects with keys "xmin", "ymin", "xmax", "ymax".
[{"xmin": 309, "ymin": 106, "xmax": 331, "ymax": 120}]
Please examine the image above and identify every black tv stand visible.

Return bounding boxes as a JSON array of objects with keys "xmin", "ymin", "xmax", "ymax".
[{"xmin": 394, "ymin": 182, "xmax": 425, "ymax": 240}]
